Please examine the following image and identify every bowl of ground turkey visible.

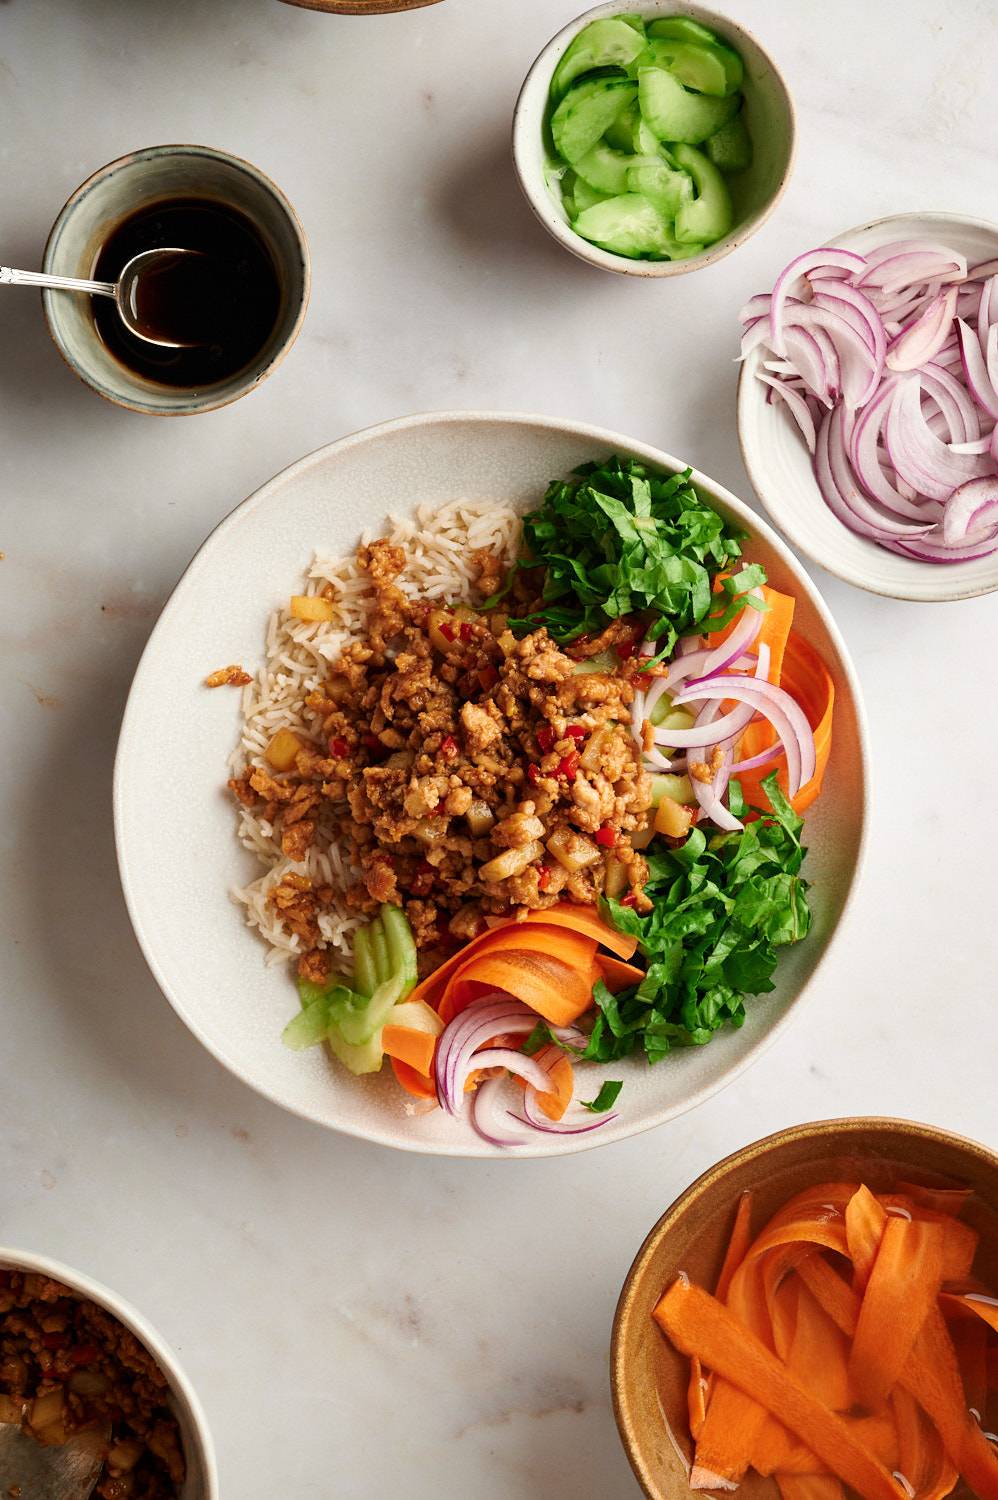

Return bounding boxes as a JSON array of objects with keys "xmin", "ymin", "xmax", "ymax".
[
  {"xmin": 114, "ymin": 411, "xmax": 868, "ymax": 1158},
  {"xmin": 0, "ymin": 1248, "xmax": 217, "ymax": 1499}
]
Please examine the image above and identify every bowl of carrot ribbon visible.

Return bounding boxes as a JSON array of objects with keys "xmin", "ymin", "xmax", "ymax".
[{"xmin": 612, "ymin": 1117, "xmax": 998, "ymax": 1500}]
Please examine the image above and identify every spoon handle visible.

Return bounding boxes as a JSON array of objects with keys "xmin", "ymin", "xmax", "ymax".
[{"xmin": 0, "ymin": 265, "xmax": 116, "ymax": 297}]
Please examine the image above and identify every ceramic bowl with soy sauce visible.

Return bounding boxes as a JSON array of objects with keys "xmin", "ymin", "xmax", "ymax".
[{"xmin": 42, "ymin": 145, "xmax": 310, "ymax": 416}]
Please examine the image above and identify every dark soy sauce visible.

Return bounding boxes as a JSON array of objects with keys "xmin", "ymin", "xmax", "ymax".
[{"xmin": 92, "ymin": 198, "xmax": 282, "ymax": 387}]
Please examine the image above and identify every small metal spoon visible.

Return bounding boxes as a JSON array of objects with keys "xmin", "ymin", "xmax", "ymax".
[
  {"xmin": 1, "ymin": 248, "xmax": 206, "ymax": 348},
  {"xmin": 0, "ymin": 1420, "xmax": 105, "ymax": 1498}
]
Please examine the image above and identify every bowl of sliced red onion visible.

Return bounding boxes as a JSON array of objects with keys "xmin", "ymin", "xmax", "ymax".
[{"xmin": 737, "ymin": 212, "xmax": 998, "ymax": 601}]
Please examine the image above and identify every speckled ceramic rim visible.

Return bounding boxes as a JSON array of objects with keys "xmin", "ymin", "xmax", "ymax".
[
  {"xmin": 512, "ymin": 1, "xmax": 797, "ymax": 279},
  {"xmin": 610, "ymin": 1116, "xmax": 998, "ymax": 1498},
  {"xmin": 41, "ymin": 144, "xmax": 311, "ymax": 416},
  {"xmin": 114, "ymin": 409, "xmax": 870, "ymax": 1157},
  {"xmin": 737, "ymin": 210, "xmax": 998, "ymax": 603},
  {"xmin": 278, "ymin": 0, "xmax": 441, "ymax": 10},
  {"xmin": 0, "ymin": 1245, "xmax": 219, "ymax": 1499}
]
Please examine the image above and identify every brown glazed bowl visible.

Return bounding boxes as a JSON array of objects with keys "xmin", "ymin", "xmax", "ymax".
[
  {"xmin": 278, "ymin": 0, "xmax": 442, "ymax": 13},
  {"xmin": 611, "ymin": 1118, "xmax": 998, "ymax": 1499}
]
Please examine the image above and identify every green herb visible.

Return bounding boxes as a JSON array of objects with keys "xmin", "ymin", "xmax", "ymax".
[
  {"xmin": 581, "ymin": 1079, "xmax": 624, "ymax": 1113},
  {"xmin": 495, "ymin": 455, "xmax": 755, "ymax": 659},
  {"xmin": 521, "ymin": 1020, "xmax": 584, "ymax": 1057},
  {"xmin": 595, "ymin": 773, "xmax": 811, "ymax": 1064}
]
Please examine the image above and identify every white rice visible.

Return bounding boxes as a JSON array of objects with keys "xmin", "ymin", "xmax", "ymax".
[{"xmin": 230, "ymin": 497, "xmax": 523, "ymax": 972}]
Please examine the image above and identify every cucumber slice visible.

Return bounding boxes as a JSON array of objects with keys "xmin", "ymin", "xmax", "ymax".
[
  {"xmin": 385, "ymin": 999, "xmax": 444, "ymax": 1038},
  {"xmin": 381, "ymin": 904, "xmax": 418, "ymax": 996},
  {"xmin": 649, "ymin": 772, "xmax": 696, "ymax": 808},
  {"xmin": 616, "ymin": 13, "xmax": 647, "ymax": 35},
  {"xmin": 370, "ymin": 917, "xmax": 391, "ymax": 987},
  {"xmin": 352, "ymin": 927, "xmax": 378, "ymax": 999},
  {"xmin": 636, "ymin": 39, "xmax": 729, "ymax": 97},
  {"xmin": 671, "ymin": 142, "xmax": 733, "ymax": 244},
  {"xmin": 282, "ymin": 999, "xmax": 331, "ymax": 1051},
  {"xmin": 575, "ymin": 141, "xmax": 640, "ymax": 195},
  {"xmin": 551, "ymin": 19, "xmax": 646, "ymax": 99},
  {"xmin": 649, "ymin": 693, "xmax": 696, "ymax": 730},
  {"xmin": 637, "ymin": 66, "xmax": 739, "ymax": 145},
  {"xmin": 573, "ymin": 193, "xmax": 674, "ymax": 258},
  {"xmin": 334, "ymin": 970, "xmax": 407, "ymax": 1046},
  {"xmin": 647, "ymin": 16, "xmax": 717, "ymax": 44},
  {"xmin": 603, "ymin": 106, "xmax": 635, "ymax": 151},
  {"xmin": 551, "ymin": 77, "xmax": 637, "ymax": 164},
  {"xmin": 627, "ymin": 160, "xmax": 694, "ymax": 216},
  {"xmin": 705, "ymin": 114, "xmax": 752, "ymax": 173},
  {"xmin": 326, "ymin": 1025, "xmax": 385, "ymax": 1076},
  {"xmin": 714, "ymin": 43, "xmax": 744, "ymax": 94},
  {"xmin": 573, "ymin": 175, "xmax": 613, "ymax": 213}
]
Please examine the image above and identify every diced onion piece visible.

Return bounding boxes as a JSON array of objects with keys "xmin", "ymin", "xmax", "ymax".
[
  {"xmin": 265, "ymin": 728, "xmax": 301, "ymax": 771},
  {"xmin": 30, "ymin": 1389, "xmax": 64, "ymax": 1429},
  {"xmin": 654, "ymin": 796, "xmax": 693, "ymax": 838},
  {"xmin": 603, "ymin": 853, "xmax": 630, "ymax": 898},
  {"xmin": 289, "ymin": 594, "xmax": 335, "ymax": 622},
  {"xmin": 465, "ymin": 798, "xmax": 496, "ymax": 838},
  {"xmin": 107, "ymin": 1440, "xmax": 145, "ymax": 1474},
  {"xmin": 479, "ymin": 840, "xmax": 543, "ymax": 882},
  {"xmin": 545, "ymin": 826, "xmax": 600, "ymax": 873},
  {"xmin": 428, "ymin": 608, "xmax": 462, "ymax": 654}
]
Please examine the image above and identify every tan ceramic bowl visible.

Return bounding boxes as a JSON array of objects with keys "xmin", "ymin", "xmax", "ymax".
[
  {"xmin": 43, "ymin": 145, "xmax": 310, "ymax": 416},
  {"xmin": 513, "ymin": 1, "xmax": 796, "ymax": 277},
  {"xmin": 612, "ymin": 1118, "xmax": 998, "ymax": 1499},
  {"xmin": 278, "ymin": 0, "xmax": 441, "ymax": 12}
]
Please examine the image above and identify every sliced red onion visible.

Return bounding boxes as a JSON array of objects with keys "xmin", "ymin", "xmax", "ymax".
[
  {"xmin": 671, "ymin": 676, "xmax": 816, "ymax": 796},
  {"xmin": 651, "ymin": 696, "xmax": 754, "ymax": 749},
  {"xmin": 687, "ymin": 703, "xmax": 741, "ymax": 832},
  {"xmin": 435, "ymin": 996, "xmax": 552, "ymax": 1115},
  {"xmin": 942, "ymin": 477, "xmax": 998, "ymax": 544},
  {"xmin": 783, "ymin": 324, "xmax": 835, "ymax": 406},
  {"xmin": 921, "ymin": 361, "xmax": 981, "ymax": 443},
  {"xmin": 758, "ymin": 374, "xmax": 817, "ymax": 452},
  {"xmin": 738, "ymin": 316, "xmax": 774, "ymax": 362},
  {"xmin": 818, "ymin": 407, "xmax": 933, "ymax": 540},
  {"xmin": 885, "ymin": 376, "xmax": 986, "ymax": 501},
  {"xmin": 850, "ymin": 380, "xmax": 943, "ymax": 521},
  {"xmin": 688, "ymin": 591, "xmax": 764, "ymax": 682},
  {"xmin": 856, "ymin": 248, "xmax": 967, "ymax": 294},
  {"xmin": 809, "ymin": 278, "xmax": 885, "ymax": 358},
  {"xmin": 885, "ymin": 286, "xmax": 958, "ymax": 372},
  {"xmin": 738, "ymin": 293, "xmax": 771, "ymax": 324},
  {"xmin": 749, "ymin": 238, "xmax": 998, "ymax": 565},
  {"xmin": 472, "ymin": 1076, "xmax": 532, "ymax": 1148},
  {"xmin": 769, "ymin": 248, "xmax": 866, "ymax": 355},
  {"xmin": 957, "ymin": 318, "xmax": 998, "ymax": 420},
  {"xmin": 730, "ymin": 741, "xmax": 784, "ymax": 775}
]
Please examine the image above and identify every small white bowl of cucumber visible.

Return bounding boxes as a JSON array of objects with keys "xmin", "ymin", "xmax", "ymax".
[{"xmin": 513, "ymin": 2, "xmax": 796, "ymax": 276}]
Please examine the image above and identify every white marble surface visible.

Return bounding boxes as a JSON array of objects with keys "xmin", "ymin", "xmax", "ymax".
[{"xmin": 2, "ymin": 0, "xmax": 997, "ymax": 1494}]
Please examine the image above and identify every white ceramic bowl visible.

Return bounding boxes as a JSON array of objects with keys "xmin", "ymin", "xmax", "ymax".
[
  {"xmin": 512, "ymin": 1, "xmax": 796, "ymax": 278},
  {"xmin": 738, "ymin": 211, "xmax": 998, "ymax": 602},
  {"xmin": 0, "ymin": 1247, "xmax": 217, "ymax": 1499},
  {"xmin": 114, "ymin": 411, "xmax": 868, "ymax": 1158}
]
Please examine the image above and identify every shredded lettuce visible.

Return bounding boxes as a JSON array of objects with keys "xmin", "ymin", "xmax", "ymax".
[
  {"xmin": 496, "ymin": 455, "xmax": 755, "ymax": 658},
  {"xmin": 585, "ymin": 773, "xmax": 811, "ymax": 1065}
]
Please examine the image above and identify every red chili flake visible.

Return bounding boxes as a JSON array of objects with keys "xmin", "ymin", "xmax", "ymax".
[
  {"xmin": 620, "ymin": 893, "xmax": 639, "ymax": 908},
  {"xmin": 537, "ymin": 865, "xmax": 552, "ymax": 891},
  {"xmin": 440, "ymin": 734, "xmax": 458, "ymax": 756},
  {"xmin": 439, "ymin": 620, "xmax": 456, "ymax": 642},
  {"xmin": 329, "ymin": 736, "xmax": 349, "ymax": 758},
  {"xmin": 565, "ymin": 723, "xmax": 585, "ymax": 741},
  {"xmin": 68, "ymin": 1345, "xmax": 101, "ymax": 1367},
  {"xmin": 459, "ymin": 621, "xmax": 473, "ymax": 641},
  {"xmin": 42, "ymin": 1332, "xmax": 65, "ymax": 1350},
  {"xmin": 616, "ymin": 637, "xmax": 636, "ymax": 660},
  {"xmin": 477, "ymin": 664, "xmax": 499, "ymax": 690},
  {"xmin": 595, "ymin": 824, "xmax": 617, "ymax": 848},
  {"xmin": 536, "ymin": 725, "xmax": 556, "ymax": 753},
  {"xmin": 556, "ymin": 750, "xmax": 580, "ymax": 779},
  {"xmin": 527, "ymin": 764, "xmax": 541, "ymax": 784}
]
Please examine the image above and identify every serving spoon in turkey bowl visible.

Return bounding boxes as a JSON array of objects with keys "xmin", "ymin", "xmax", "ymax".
[
  {"xmin": 1, "ymin": 248, "xmax": 208, "ymax": 349},
  {"xmin": 0, "ymin": 1416, "xmax": 107, "ymax": 1498}
]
